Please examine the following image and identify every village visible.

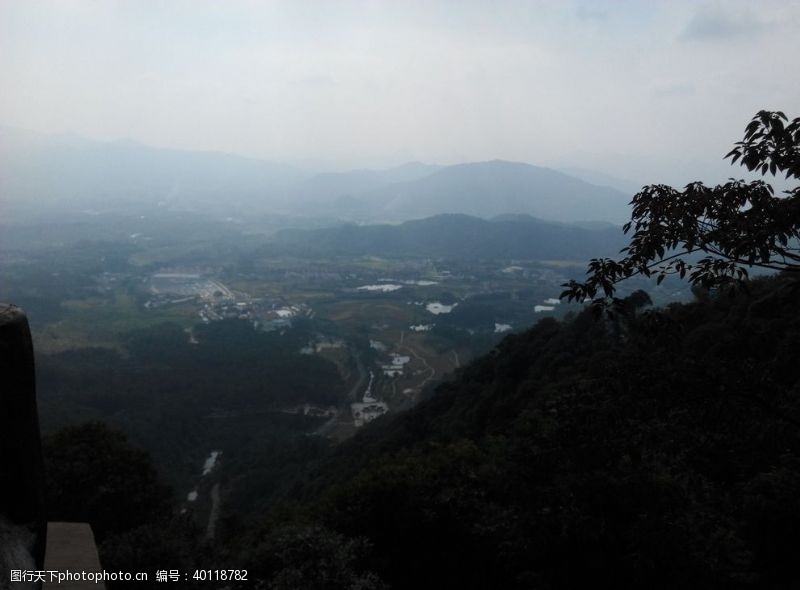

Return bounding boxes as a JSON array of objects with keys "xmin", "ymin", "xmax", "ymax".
[
  {"xmin": 145, "ymin": 269, "xmax": 312, "ymax": 331},
  {"xmin": 126, "ymin": 259, "xmax": 604, "ymax": 439}
]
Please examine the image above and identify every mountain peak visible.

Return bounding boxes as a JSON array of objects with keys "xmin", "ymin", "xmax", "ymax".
[{"xmin": 364, "ymin": 160, "xmax": 631, "ymax": 224}]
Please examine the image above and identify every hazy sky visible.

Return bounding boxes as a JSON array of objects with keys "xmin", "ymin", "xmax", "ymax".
[{"xmin": 1, "ymin": 0, "xmax": 798, "ymax": 183}]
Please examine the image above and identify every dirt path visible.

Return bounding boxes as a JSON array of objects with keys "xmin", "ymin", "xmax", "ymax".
[
  {"xmin": 400, "ymin": 341, "xmax": 436, "ymax": 390},
  {"xmin": 314, "ymin": 348, "xmax": 366, "ymax": 437},
  {"xmin": 347, "ymin": 350, "xmax": 367, "ymax": 401},
  {"xmin": 205, "ymin": 483, "xmax": 221, "ymax": 540}
]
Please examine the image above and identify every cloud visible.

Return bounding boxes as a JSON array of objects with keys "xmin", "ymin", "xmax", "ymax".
[
  {"xmin": 576, "ymin": 5, "xmax": 607, "ymax": 21},
  {"xmin": 0, "ymin": 0, "xmax": 798, "ymax": 178},
  {"xmin": 650, "ymin": 82, "xmax": 696, "ymax": 98},
  {"xmin": 291, "ymin": 75, "xmax": 338, "ymax": 89},
  {"xmin": 681, "ymin": 7, "xmax": 766, "ymax": 41}
]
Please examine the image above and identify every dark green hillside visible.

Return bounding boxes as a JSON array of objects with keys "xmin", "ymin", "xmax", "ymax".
[
  {"xmin": 36, "ymin": 319, "xmax": 344, "ymax": 491},
  {"xmin": 274, "ymin": 213, "xmax": 626, "ymax": 260},
  {"xmin": 235, "ymin": 275, "xmax": 800, "ymax": 589}
]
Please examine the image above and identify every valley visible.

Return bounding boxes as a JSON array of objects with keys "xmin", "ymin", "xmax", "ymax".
[
  {"xmin": 1, "ymin": 207, "xmax": 688, "ymax": 515},
  {"xmin": 2, "ymin": 4, "xmax": 796, "ymax": 585}
]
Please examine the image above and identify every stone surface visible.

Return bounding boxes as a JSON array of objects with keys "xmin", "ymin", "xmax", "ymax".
[
  {"xmin": 0, "ymin": 304, "xmax": 47, "ymax": 586},
  {"xmin": 43, "ymin": 523, "xmax": 105, "ymax": 590}
]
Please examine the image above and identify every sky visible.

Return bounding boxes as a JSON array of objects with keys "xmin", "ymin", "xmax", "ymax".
[{"xmin": 1, "ymin": 0, "xmax": 799, "ymax": 184}]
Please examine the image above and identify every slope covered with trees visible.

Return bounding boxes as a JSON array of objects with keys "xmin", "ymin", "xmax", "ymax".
[
  {"xmin": 37, "ymin": 318, "xmax": 344, "ymax": 491},
  {"xmin": 36, "ymin": 110, "xmax": 800, "ymax": 589},
  {"xmin": 232, "ymin": 274, "xmax": 800, "ymax": 589},
  {"xmin": 273, "ymin": 213, "xmax": 625, "ymax": 260},
  {"xmin": 223, "ymin": 111, "xmax": 800, "ymax": 589}
]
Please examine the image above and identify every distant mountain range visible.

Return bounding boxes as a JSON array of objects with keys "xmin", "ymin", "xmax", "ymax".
[
  {"xmin": 287, "ymin": 162, "xmax": 443, "ymax": 203},
  {"xmin": 274, "ymin": 213, "xmax": 626, "ymax": 261},
  {"xmin": 1, "ymin": 126, "xmax": 633, "ymax": 224},
  {"xmin": 558, "ymin": 166, "xmax": 642, "ymax": 196},
  {"xmin": 0, "ymin": 126, "xmax": 303, "ymax": 207},
  {"xmin": 331, "ymin": 160, "xmax": 631, "ymax": 223}
]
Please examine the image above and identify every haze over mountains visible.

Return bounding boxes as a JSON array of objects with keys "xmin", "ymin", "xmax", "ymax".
[
  {"xmin": 0, "ymin": 126, "xmax": 633, "ymax": 226},
  {"xmin": 289, "ymin": 162, "xmax": 444, "ymax": 204},
  {"xmin": 350, "ymin": 160, "xmax": 630, "ymax": 223},
  {"xmin": 0, "ymin": 126, "xmax": 303, "ymax": 207}
]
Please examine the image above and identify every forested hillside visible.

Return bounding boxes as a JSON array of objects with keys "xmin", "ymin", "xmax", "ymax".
[
  {"xmin": 273, "ymin": 214, "xmax": 625, "ymax": 260},
  {"xmin": 38, "ymin": 318, "xmax": 343, "ymax": 491},
  {"xmin": 228, "ymin": 275, "xmax": 800, "ymax": 589},
  {"xmin": 6, "ymin": 2, "xmax": 799, "ymax": 587},
  {"xmin": 34, "ymin": 109, "xmax": 799, "ymax": 589}
]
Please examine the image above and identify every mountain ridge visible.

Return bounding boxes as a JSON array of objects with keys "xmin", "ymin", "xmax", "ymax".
[
  {"xmin": 346, "ymin": 160, "xmax": 631, "ymax": 223},
  {"xmin": 235, "ymin": 274, "xmax": 800, "ymax": 589},
  {"xmin": 1, "ymin": 126, "xmax": 631, "ymax": 225},
  {"xmin": 273, "ymin": 212, "xmax": 626, "ymax": 260}
]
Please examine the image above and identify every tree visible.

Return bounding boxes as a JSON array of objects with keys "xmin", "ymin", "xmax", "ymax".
[
  {"xmin": 43, "ymin": 422, "xmax": 171, "ymax": 540},
  {"xmin": 244, "ymin": 525, "xmax": 387, "ymax": 590},
  {"xmin": 561, "ymin": 110, "xmax": 800, "ymax": 306}
]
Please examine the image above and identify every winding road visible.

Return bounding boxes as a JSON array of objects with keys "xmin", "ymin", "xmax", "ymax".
[
  {"xmin": 399, "ymin": 331, "xmax": 437, "ymax": 391},
  {"xmin": 205, "ymin": 483, "xmax": 221, "ymax": 540},
  {"xmin": 313, "ymin": 348, "xmax": 366, "ymax": 437}
]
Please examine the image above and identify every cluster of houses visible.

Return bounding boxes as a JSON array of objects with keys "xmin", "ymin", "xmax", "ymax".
[
  {"xmin": 351, "ymin": 350, "xmax": 416, "ymax": 426},
  {"xmin": 300, "ymin": 336, "xmax": 346, "ymax": 355},
  {"xmin": 198, "ymin": 298, "xmax": 307, "ymax": 331},
  {"xmin": 282, "ymin": 403, "xmax": 337, "ymax": 418},
  {"xmin": 144, "ymin": 269, "xmax": 310, "ymax": 330},
  {"xmin": 381, "ymin": 353, "xmax": 411, "ymax": 377},
  {"xmin": 351, "ymin": 370, "xmax": 389, "ymax": 427}
]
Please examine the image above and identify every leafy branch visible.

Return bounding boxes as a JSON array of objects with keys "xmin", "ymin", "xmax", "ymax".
[{"xmin": 561, "ymin": 110, "xmax": 800, "ymax": 306}]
